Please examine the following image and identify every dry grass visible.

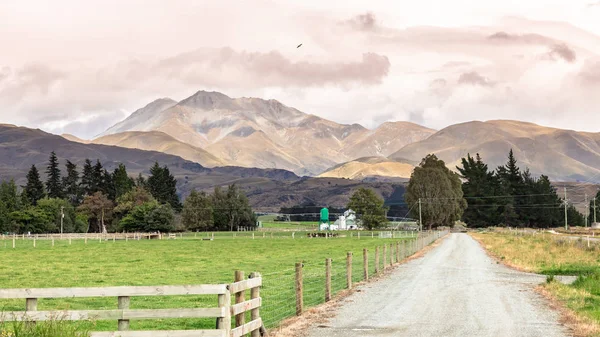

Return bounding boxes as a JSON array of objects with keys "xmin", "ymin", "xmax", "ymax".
[
  {"xmin": 472, "ymin": 231, "xmax": 600, "ymax": 337},
  {"xmin": 470, "ymin": 232, "xmax": 599, "ymax": 275}
]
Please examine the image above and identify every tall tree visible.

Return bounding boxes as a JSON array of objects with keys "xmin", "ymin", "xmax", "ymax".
[
  {"xmin": 347, "ymin": 188, "xmax": 388, "ymax": 230},
  {"xmin": 92, "ymin": 160, "xmax": 104, "ymax": 194},
  {"xmin": 119, "ymin": 201, "xmax": 175, "ymax": 232},
  {"xmin": 24, "ymin": 165, "xmax": 45, "ymax": 206},
  {"xmin": 147, "ymin": 162, "xmax": 181, "ymax": 211},
  {"xmin": 405, "ymin": 154, "xmax": 466, "ymax": 228},
  {"xmin": 62, "ymin": 160, "xmax": 82, "ymax": 206},
  {"xmin": 112, "ymin": 164, "xmax": 134, "ymax": 199},
  {"xmin": 457, "ymin": 153, "xmax": 502, "ymax": 227},
  {"xmin": 45, "ymin": 151, "xmax": 63, "ymax": 199},
  {"xmin": 78, "ymin": 192, "xmax": 114, "ymax": 233},
  {"xmin": 101, "ymin": 169, "xmax": 116, "ymax": 201},
  {"xmin": 0, "ymin": 179, "xmax": 20, "ymax": 232},
  {"xmin": 182, "ymin": 190, "xmax": 214, "ymax": 231},
  {"xmin": 212, "ymin": 185, "xmax": 255, "ymax": 231},
  {"xmin": 80, "ymin": 159, "xmax": 95, "ymax": 196}
]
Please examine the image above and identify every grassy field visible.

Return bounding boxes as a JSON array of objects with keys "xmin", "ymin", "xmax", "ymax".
[
  {"xmin": 471, "ymin": 231, "xmax": 600, "ymax": 335},
  {"xmin": 0, "ymin": 233, "xmax": 416, "ymax": 332}
]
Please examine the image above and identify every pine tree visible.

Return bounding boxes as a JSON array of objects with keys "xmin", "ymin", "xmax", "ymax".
[
  {"xmin": 101, "ymin": 169, "xmax": 116, "ymax": 201},
  {"xmin": 24, "ymin": 165, "xmax": 45, "ymax": 205},
  {"xmin": 457, "ymin": 153, "xmax": 502, "ymax": 227},
  {"xmin": 45, "ymin": 151, "xmax": 63, "ymax": 198},
  {"xmin": 62, "ymin": 160, "xmax": 82, "ymax": 206},
  {"xmin": 147, "ymin": 162, "xmax": 181, "ymax": 211},
  {"xmin": 112, "ymin": 164, "xmax": 134, "ymax": 199},
  {"xmin": 80, "ymin": 159, "xmax": 95, "ymax": 196},
  {"xmin": 496, "ymin": 149, "xmax": 525, "ymax": 226},
  {"xmin": 92, "ymin": 160, "xmax": 104, "ymax": 194},
  {"xmin": 135, "ymin": 173, "xmax": 147, "ymax": 189}
]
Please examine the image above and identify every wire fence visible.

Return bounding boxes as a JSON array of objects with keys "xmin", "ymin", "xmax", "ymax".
[{"xmin": 259, "ymin": 230, "xmax": 448, "ymax": 330}]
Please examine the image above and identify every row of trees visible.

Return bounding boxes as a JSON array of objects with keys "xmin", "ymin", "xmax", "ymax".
[
  {"xmin": 457, "ymin": 150, "xmax": 584, "ymax": 228},
  {"xmin": 0, "ymin": 152, "xmax": 256, "ymax": 234},
  {"xmin": 403, "ymin": 150, "xmax": 585, "ymax": 228}
]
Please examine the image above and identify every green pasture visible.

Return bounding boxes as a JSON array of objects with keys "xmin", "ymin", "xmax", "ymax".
[{"xmin": 0, "ymin": 233, "xmax": 418, "ymax": 331}]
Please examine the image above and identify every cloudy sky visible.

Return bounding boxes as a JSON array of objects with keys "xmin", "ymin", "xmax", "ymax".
[{"xmin": 2, "ymin": 0, "xmax": 600, "ymax": 138}]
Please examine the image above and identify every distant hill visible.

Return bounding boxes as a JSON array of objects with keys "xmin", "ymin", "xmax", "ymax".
[
  {"xmin": 90, "ymin": 131, "xmax": 226, "ymax": 168},
  {"xmin": 318, "ymin": 156, "xmax": 416, "ymax": 180},
  {"xmin": 390, "ymin": 120, "xmax": 600, "ymax": 182}
]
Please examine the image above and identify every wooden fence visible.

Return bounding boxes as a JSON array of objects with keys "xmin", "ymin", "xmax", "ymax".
[{"xmin": 0, "ymin": 273, "xmax": 263, "ymax": 337}]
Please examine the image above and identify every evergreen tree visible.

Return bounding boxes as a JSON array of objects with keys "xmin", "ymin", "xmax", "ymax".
[
  {"xmin": 182, "ymin": 190, "xmax": 214, "ymax": 231},
  {"xmin": 92, "ymin": 160, "xmax": 104, "ymax": 194},
  {"xmin": 496, "ymin": 149, "xmax": 525, "ymax": 226},
  {"xmin": 147, "ymin": 162, "xmax": 181, "ymax": 211},
  {"xmin": 101, "ymin": 169, "xmax": 116, "ymax": 201},
  {"xmin": 45, "ymin": 151, "xmax": 63, "ymax": 199},
  {"xmin": 457, "ymin": 153, "xmax": 502, "ymax": 227},
  {"xmin": 24, "ymin": 165, "xmax": 45, "ymax": 206},
  {"xmin": 112, "ymin": 164, "xmax": 134, "ymax": 199},
  {"xmin": 62, "ymin": 160, "xmax": 82, "ymax": 206},
  {"xmin": 80, "ymin": 159, "xmax": 95, "ymax": 196},
  {"xmin": 135, "ymin": 173, "xmax": 147, "ymax": 189}
]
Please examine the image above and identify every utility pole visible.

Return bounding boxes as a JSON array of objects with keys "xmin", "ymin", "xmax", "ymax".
[
  {"xmin": 418, "ymin": 198, "xmax": 422, "ymax": 232},
  {"xmin": 60, "ymin": 206, "xmax": 64, "ymax": 235},
  {"xmin": 585, "ymin": 194, "xmax": 588, "ymax": 228},
  {"xmin": 594, "ymin": 197, "xmax": 597, "ymax": 224},
  {"xmin": 564, "ymin": 187, "xmax": 568, "ymax": 231}
]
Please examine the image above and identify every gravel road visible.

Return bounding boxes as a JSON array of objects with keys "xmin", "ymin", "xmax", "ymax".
[{"xmin": 305, "ymin": 233, "xmax": 570, "ymax": 337}]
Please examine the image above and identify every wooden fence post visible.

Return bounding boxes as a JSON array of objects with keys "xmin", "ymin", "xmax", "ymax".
[
  {"xmin": 295, "ymin": 262, "xmax": 303, "ymax": 316},
  {"xmin": 383, "ymin": 244, "xmax": 387, "ymax": 269},
  {"xmin": 389, "ymin": 244, "xmax": 393, "ymax": 267},
  {"xmin": 217, "ymin": 289, "xmax": 231, "ymax": 335},
  {"xmin": 325, "ymin": 258, "xmax": 332, "ymax": 302},
  {"xmin": 250, "ymin": 272, "xmax": 261, "ymax": 337},
  {"xmin": 26, "ymin": 297, "xmax": 37, "ymax": 325},
  {"xmin": 346, "ymin": 252, "xmax": 353, "ymax": 290},
  {"xmin": 363, "ymin": 249, "xmax": 368, "ymax": 281},
  {"xmin": 375, "ymin": 247, "xmax": 380, "ymax": 274},
  {"xmin": 396, "ymin": 241, "xmax": 400, "ymax": 263},
  {"xmin": 234, "ymin": 270, "xmax": 245, "ymax": 328},
  {"xmin": 118, "ymin": 296, "xmax": 130, "ymax": 331}
]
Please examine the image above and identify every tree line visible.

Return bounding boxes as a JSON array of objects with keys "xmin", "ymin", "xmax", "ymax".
[
  {"xmin": 0, "ymin": 152, "xmax": 256, "ymax": 234},
  {"xmin": 404, "ymin": 150, "xmax": 585, "ymax": 228}
]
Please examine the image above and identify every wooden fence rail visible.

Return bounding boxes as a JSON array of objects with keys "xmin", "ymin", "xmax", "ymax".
[{"xmin": 0, "ymin": 275, "xmax": 263, "ymax": 337}]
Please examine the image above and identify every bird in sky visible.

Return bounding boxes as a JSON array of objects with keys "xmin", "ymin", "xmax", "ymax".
[{"xmin": 297, "ymin": 43, "xmax": 302, "ymax": 48}]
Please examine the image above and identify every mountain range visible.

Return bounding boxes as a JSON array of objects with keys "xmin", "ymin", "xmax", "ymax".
[
  {"xmin": 76, "ymin": 90, "xmax": 600, "ymax": 183},
  {"xmin": 87, "ymin": 90, "xmax": 435, "ymax": 175}
]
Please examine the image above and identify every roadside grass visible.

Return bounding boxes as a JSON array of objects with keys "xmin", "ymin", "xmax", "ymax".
[
  {"xmin": 472, "ymin": 232, "xmax": 600, "ymax": 336},
  {"xmin": 0, "ymin": 234, "xmax": 410, "ymax": 332}
]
